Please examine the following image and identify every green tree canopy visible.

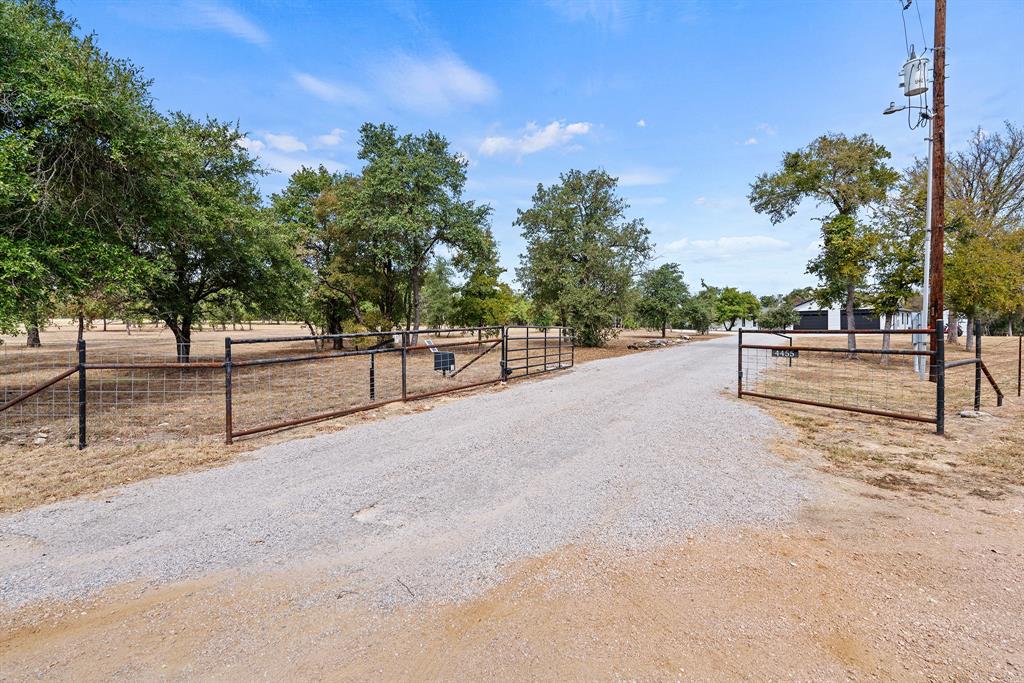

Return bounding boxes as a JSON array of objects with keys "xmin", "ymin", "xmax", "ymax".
[
  {"xmin": 714, "ymin": 287, "xmax": 759, "ymax": 331},
  {"xmin": 516, "ymin": 169, "xmax": 652, "ymax": 346},
  {"xmin": 0, "ymin": 0, "xmax": 160, "ymax": 340},
  {"xmin": 636, "ymin": 263, "xmax": 689, "ymax": 337},
  {"xmin": 749, "ymin": 133, "xmax": 898, "ymax": 351}
]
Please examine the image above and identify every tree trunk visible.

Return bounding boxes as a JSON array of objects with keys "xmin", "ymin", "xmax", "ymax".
[
  {"xmin": 947, "ymin": 312, "xmax": 959, "ymax": 345},
  {"xmin": 965, "ymin": 316, "xmax": 974, "ymax": 352},
  {"xmin": 165, "ymin": 316, "xmax": 192, "ymax": 363},
  {"xmin": 661, "ymin": 320, "xmax": 666, "ymax": 338},
  {"xmin": 410, "ymin": 268, "xmax": 423, "ymax": 346},
  {"xmin": 26, "ymin": 325, "xmax": 41, "ymax": 348},
  {"xmin": 845, "ymin": 283, "xmax": 857, "ymax": 358},
  {"xmin": 77, "ymin": 313, "xmax": 85, "ymax": 344},
  {"xmin": 881, "ymin": 312, "xmax": 892, "ymax": 365},
  {"xmin": 326, "ymin": 310, "xmax": 344, "ymax": 351},
  {"xmin": 102, "ymin": 317, "xmax": 107, "ymax": 332}
]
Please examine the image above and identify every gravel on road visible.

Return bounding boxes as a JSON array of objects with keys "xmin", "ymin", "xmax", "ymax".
[{"xmin": 0, "ymin": 336, "xmax": 814, "ymax": 608}]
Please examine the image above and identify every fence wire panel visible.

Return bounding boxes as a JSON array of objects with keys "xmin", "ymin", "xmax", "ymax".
[
  {"xmin": 739, "ymin": 330, "xmax": 937, "ymax": 424},
  {"xmin": 405, "ymin": 331, "xmax": 504, "ymax": 399},
  {"xmin": 0, "ymin": 343, "xmax": 79, "ymax": 446},
  {"xmin": 230, "ymin": 348, "xmax": 404, "ymax": 438},
  {"xmin": 84, "ymin": 341, "xmax": 224, "ymax": 443},
  {"xmin": 503, "ymin": 326, "xmax": 574, "ymax": 379}
]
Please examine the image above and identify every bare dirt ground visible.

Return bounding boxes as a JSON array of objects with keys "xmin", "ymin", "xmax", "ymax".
[
  {"xmin": 1, "ymin": 333, "xmax": 1021, "ymax": 681},
  {"xmin": 1, "ymin": 482, "xmax": 1020, "ymax": 681}
]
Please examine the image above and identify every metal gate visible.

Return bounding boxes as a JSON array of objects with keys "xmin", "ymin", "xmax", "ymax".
[
  {"xmin": 501, "ymin": 326, "xmax": 574, "ymax": 379},
  {"xmin": 738, "ymin": 328, "xmax": 945, "ymax": 432}
]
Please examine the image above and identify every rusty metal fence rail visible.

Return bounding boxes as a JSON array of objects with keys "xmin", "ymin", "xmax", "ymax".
[
  {"xmin": 738, "ymin": 328, "xmax": 946, "ymax": 433},
  {"xmin": 0, "ymin": 325, "xmax": 575, "ymax": 449}
]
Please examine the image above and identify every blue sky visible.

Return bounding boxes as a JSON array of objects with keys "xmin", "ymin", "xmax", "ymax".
[{"xmin": 65, "ymin": 0, "xmax": 1023, "ymax": 295}]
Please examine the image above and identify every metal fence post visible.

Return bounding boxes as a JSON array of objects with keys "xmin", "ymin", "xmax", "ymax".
[
  {"xmin": 974, "ymin": 324, "xmax": 982, "ymax": 411},
  {"xmin": 557, "ymin": 326, "xmax": 562, "ymax": 369},
  {"xmin": 401, "ymin": 331, "xmax": 408, "ymax": 400},
  {"xmin": 77, "ymin": 339, "xmax": 86, "ymax": 450},
  {"xmin": 737, "ymin": 329, "xmax": 743, "ymax": 398},
  {"xmin": 1018, "ymin": 335, "xmax": 1022, "ymax": 397},
  {"xmin": 224, "ymin": 338, "xmax": 233, "ymax": 445},
  {"xmin": 526, "ymin": 327, "xmax": 531, "ymax": 376},
  {"xmin": 500, "ymin": 326, "xmax": 508, "ymax": 380},
  {"xmin": 936, "ymin": 327, "xmax": 945, "ymax": 435},
  {"xmin": 369, "ymin": 352, "xmax": 376, "ymax": 400},
  {"xmin": 544, "ymin": 327, "xmax": 548, "ymax": 371}
]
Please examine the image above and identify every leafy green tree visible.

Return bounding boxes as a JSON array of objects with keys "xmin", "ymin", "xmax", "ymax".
[
  {"xmin": 945, "ymin": 123, "xmax": 1024, "ymax": 347},
  {"xmin": 749, "ymin": 133, "xmax": 898, "ymax": 353},
  {"xmin": 715, "ymin": 287, "xmax": 759, "ymax": 330},
  {"xmin": 135, "ymin": 115, "xmax": 300, "ymax": 361},
  {"xmin": 758, "ymin": 299, "xmax": 800, "ymax": 330},
  {"xmin": 784, "ymin": 286, "xmax": 816, "ymax": 306},
  {"xmin": 680, "ymin": 283, "xmax": 718, "ymax": 335},
  {"xmin": 271, "ymin": 166, "xmax": 369, "ymax": 347},
  {"xmin": 1, "ymin": 0, "xmax": 158, "ymax": 342},
  {"xmin": 516, "ymin": 169, "xmax": 652, "ymax": 346},
  {"xmin": 421, "ymin": 258, "xmax": 457, "ymax": 328},
  {"xmin": 636, "ymin": 263, "xmax": 689, "ymax": 337},
  {"xmin": 355, "ymin": 123, "xmax": 492, "ymax": 338},
  {"xmin": 870, "ymin": 162, "xmax": 926, "ymax": 356}
]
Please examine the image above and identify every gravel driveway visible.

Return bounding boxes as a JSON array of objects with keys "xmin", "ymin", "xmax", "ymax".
[{"xmin": 0, "ymin": 336, "xmax": 814, "ymax": 608}]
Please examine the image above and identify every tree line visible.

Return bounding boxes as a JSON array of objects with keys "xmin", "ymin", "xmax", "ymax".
[
  {"xmin": 2, "ymin": 1, "xmax": 1021, "ymax": 360},
  {"xmin": 750, "ymin": 128, "xmax": 1024, "ymax": 352}
]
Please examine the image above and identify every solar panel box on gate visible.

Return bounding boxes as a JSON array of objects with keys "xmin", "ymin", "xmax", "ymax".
[{"xmin": 434, "ymin": 350, "xmax": 455, "ymax": 373}]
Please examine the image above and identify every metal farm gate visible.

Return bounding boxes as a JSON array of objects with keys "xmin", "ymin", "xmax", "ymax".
[
  {"xmin": 738, "ymin": 327, "xmax": 1017, "ymax": 434},
  {"xmin": 501, "ymin": 326, "xmax": 575, "ymax": 379},
  {"xmin": 1, "ymin": 325, "xmax": 576, "ymax": 449}
]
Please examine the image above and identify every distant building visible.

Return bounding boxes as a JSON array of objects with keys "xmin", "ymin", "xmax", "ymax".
[{"xmin": 791, "ymin": 300, "xmax": 916, "ymax": 331}]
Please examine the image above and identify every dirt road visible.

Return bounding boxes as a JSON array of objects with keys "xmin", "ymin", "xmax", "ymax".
[{"xmin": 1, "ymin": 336, "xmax": 1021, "ymax": 680}]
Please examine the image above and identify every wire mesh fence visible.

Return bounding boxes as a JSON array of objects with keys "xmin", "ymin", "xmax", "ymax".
[
  {"xmin": 739, "ymin": 328, "xmax": 1023, "ymax": 432},
  {"xmin": 739, "ymin": 329, "xmax": 942, "ymax": 428},
  {"xmin": 1, "ymin": 325, "xmax": 574, "ymax": 448}
]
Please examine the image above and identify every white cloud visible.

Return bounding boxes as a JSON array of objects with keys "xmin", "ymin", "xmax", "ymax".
[
  {"xmin": 743, "ymin": 137, "xmax": 758, "ymax": 146},
  {"xmin": 755, "ymin": 122, "xmax": 778, "ymax": 136},
  {"xmin": 293, "ymin": 73, "xmax": 369, "ymax": 106},
  {"xmin": 237, "ymin": 136, "xmax": 265, "ymax": 153},
  {"xmin": 258, "ymin": 151, "xmax": 346, "ymax": 177},
  {"xmin": 667, "ymin": 235, "xmax": 790, "ymax": 262},
  {"xmin": 264, "ymin": 133, "xmax": 307, "ymax": 153},
  {"xmin": 616, "ymin": 167, "xmax": 671, "ymax": 187},
  {"xmin": 547, "ymin": 0, "xmax": 625, "ymax": 29},
  {"xmin": 479, "ymin": 121, "xmax": 592, "ymax": 157},
  {"xmin": 316, "ymin": 128, "xmax": 344, "ymax": 146},
  {"xmin": 376, "ymin": 53, "xmax": 497, "ymax": 113},
  {"xmin": 692, "ymin": 195, "xmax": 740, "ymax": 211},
  {"xmin": 636, "ymin": 119, "xmax": 647, "ymax": 128},
  {"xmin": 186, "ymin": 1, "xmax": 268, "ymax": 46}
]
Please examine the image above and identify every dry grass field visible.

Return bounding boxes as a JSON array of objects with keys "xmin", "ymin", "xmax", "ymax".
[
  {"xmin": 0, "ymin": 324, "xmax": 708, "ymax": 513},
  {"xmin": 741, "ymin": 331, "xmax": 1023, "ymax": 497}
]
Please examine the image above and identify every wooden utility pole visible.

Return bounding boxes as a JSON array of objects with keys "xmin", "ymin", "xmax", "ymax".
[{"xmin": 928, "ymin": 0, "xmax": 946, "ymax": 364}]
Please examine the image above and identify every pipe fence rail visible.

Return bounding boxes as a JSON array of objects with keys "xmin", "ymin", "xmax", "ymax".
[
  {"xmin": 739, "ymin": 328, "xmax": 1022, "ymax": 434},
  {"xmin": 0, "ymin": 326, "xmax": 575, "ymax": 449},
  {"xmin": 739, "ymin": 328, "xmax": 945, "ymax": 432}
]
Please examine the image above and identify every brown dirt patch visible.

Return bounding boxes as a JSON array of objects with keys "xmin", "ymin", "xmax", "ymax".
[{"xmin": 2, "ymin": 485, "xmax": 1021, "ymax": 681}]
